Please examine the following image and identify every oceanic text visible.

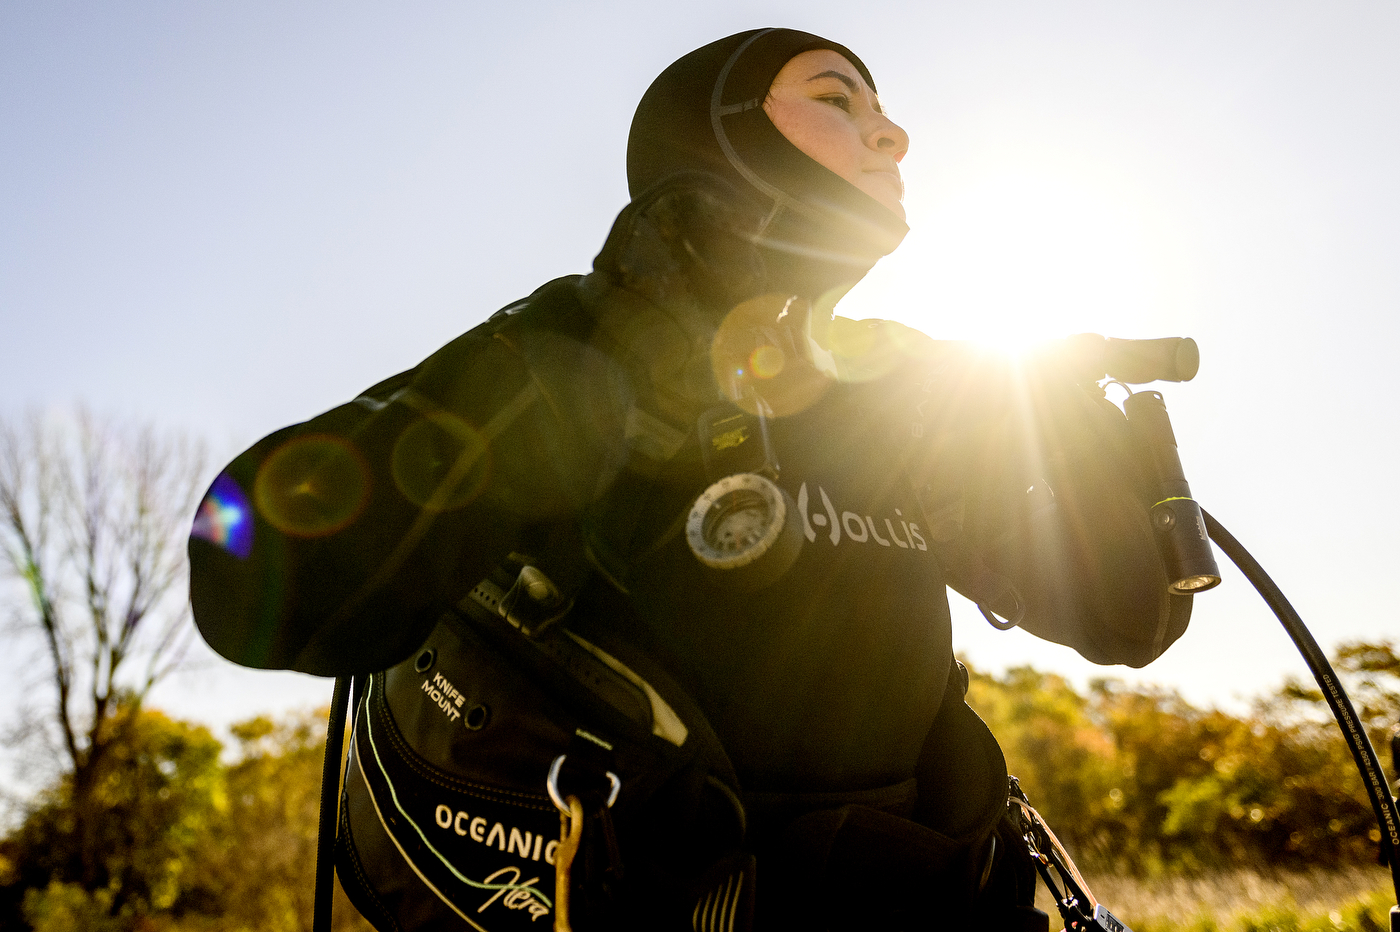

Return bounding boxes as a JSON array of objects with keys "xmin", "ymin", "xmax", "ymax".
[{"xmin": 434, "ymin": 804, "xmax": 559, "ymax": 866}]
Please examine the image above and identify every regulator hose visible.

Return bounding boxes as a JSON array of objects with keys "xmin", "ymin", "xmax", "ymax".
[
  {"xmin": 1203, "ymin": 511, "xmax": 1400, "ymax": 918},
  {"xmin": 313, "ymin": 675, "xmax": 353, "ymax": 932}
]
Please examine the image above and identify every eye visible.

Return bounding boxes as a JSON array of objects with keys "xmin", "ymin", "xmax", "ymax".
[{"xmin": 818, "ymin": 93, "xmax": 852, "ymax": 112}]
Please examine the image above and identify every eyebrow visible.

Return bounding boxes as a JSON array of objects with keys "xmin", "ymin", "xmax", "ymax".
[
  {"xmin": 805, "ymin": 69, "xmax": 885, "ymax": 113},
  {"xmin": 808, "ymin": 69, "xmax": 858, "ymax": 91}
]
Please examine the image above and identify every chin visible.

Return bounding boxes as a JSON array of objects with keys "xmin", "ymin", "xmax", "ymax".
[
  {"xmin": 858, "ymin": 182, "xmax": 905, "ymax": 220},
  {"xmin": 876, "ymin": 196, "xmax": 906, "ymax": 221}
]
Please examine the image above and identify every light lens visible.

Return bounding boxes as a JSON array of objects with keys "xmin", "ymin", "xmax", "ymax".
[{"xmin": 1171, "ymin": 574, "xmax": 1221, "ymax": 593}]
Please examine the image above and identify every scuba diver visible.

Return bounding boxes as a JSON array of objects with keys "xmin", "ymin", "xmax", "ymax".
[{"xmin": 190, "ymin": 27, "xmax": 1192, "ymax": 932}]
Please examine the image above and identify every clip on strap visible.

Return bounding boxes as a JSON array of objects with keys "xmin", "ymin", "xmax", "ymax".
[
  {"xmin": 547, "ymin": 754, "xmax": 622, "ymax": 932},
  {"xmin": 923, "ymin": 525, "xmax": 1027, "ymax": 630},
  {"xmin": 547, "ymin": 754, "xmax": 621, "ymax": 812},
  {"xmin": 979, "ymin": 588, "xmax": 1025, "ymax": 630}
]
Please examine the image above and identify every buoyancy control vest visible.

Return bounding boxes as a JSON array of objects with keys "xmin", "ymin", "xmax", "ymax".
[{"xmin": 328, "ymin": 273, "xmax": 1040, "ymax": 931}]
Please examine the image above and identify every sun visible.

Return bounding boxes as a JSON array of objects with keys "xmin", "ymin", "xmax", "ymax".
[{"xmin": 838, "ymin": 157, "xmax": 1201, "ymax": 356}]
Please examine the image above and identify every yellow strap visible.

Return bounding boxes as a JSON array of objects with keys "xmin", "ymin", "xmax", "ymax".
[{"xmin": 553, "ymin": 795, "xmax": 585, "ymax": 932}]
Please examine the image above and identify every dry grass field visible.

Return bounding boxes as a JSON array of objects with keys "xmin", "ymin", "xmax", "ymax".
[{"xmin": 1040, "ymin": 867, "xmax": 1395, "ymax": 932}]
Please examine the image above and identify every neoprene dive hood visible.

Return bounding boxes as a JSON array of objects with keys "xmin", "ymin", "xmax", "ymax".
[{"xmin": 624, "ymin": 28, "xmax": 909, "ymax": 299}]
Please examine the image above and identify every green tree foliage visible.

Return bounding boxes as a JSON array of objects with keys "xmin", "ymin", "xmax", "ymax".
[
  {"xmin": 0, "ymin": 705, "xmax": 370, "ymax": 931},
  {"xmin": 0, "ymin": 705, "xmax": 224, "ymax": 928},
  {"xmin": 184, "ymin": 710, "xmax": 371, "ymax": 932},
  {"xmin": 969, "ymin": 640, "xmax": 1400, "ymax": 875}
]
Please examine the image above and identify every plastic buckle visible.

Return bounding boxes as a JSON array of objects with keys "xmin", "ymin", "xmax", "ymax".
[{"xmin": 500, "ymin": 565, "xmax": 573, "ymax": 638}]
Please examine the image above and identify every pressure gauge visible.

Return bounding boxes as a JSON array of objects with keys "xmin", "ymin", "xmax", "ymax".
[{"xmin": 685, "ymin": 473, "xmax": 803, "ymax": 590}]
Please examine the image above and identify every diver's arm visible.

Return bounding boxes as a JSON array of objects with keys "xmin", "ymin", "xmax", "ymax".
[
  {"xmin": 188, "ymin": 280, "xmax": 624, "ymax": 676},
  {"xmin": 962, "ymin": 376, "xmax": 1192, "ymax": 667},
  {"xmin": 865, "ymin": 323, "xmax": 1189, "ymax": 668}
]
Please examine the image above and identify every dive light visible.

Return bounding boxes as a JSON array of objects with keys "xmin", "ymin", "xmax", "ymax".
[{"xmin": 1123, "ymin": 389, "xmax": 1221, "ymax": 594}]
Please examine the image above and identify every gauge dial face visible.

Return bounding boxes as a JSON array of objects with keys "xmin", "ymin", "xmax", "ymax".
[
  {"xmin": 706, "ymin": 490, "xmax": 772, "ymax": 552},
  {"xmin": 686, "ymin": 473, "xmax": 787, "ymax": 570}
]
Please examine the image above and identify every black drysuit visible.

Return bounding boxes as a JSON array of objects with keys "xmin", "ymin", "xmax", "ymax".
[{"xmin": 189, "ymin": 27, "xmax": 1190, "ymax": 928}]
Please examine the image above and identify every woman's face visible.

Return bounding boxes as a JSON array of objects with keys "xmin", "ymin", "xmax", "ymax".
[{"xmin": 763, "ymin": 49, "xmax": 909, "ymax": 220}]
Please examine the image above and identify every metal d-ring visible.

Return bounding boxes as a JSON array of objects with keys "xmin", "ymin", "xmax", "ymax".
[{"xmin": 547, "ymin": 754, "xmax": 621, "ymax": 814}]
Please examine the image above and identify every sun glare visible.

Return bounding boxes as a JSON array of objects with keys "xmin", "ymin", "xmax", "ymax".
[{"xmin": 843, "ymin": 158, "xmax": 1199, "ymax": 356}]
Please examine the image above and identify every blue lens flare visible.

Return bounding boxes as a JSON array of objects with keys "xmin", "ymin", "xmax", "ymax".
[{"xmin": 191, "ymin": 472, "xmax": 254, "ymax": 558}]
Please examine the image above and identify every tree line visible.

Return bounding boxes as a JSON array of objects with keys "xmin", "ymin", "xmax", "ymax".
[
  {"xmin": 0, "ymin": 643, "xmax": 1393, "ymax": 930},
  {"xmin": 974, "ymin": 641, "xmax": 1400, "ymax": 875}
]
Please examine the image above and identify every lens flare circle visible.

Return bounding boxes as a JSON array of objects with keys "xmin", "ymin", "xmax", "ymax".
[
  {"xmin": 254, "ymin": 435, "xmax": 369, "ymax": 538},
  {"xmin": 711, "ymin": 294, "xmax": 830, "ymax": 417},
  {"xmin": 748, "ymin": 344, "xmax": 785, "ymax": 380},
  {"xmin": 391, "ymin": 412, "xmax": 490, "ymax": 512}
]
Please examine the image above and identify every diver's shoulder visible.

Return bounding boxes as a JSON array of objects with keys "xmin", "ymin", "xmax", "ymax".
[
  {"xmin": 487, "ymin": 275, "xmax": 587, "ymax": 324},
  {"xmin": 825, "ymin": 314, "xmax": 965, "ymax": 383}
]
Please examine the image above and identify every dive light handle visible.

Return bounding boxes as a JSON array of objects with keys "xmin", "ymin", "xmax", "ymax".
[
  {"xmin": 1122, "ymin": 390, "xmax": 1221, "ymax": 594},
  {"xmin": 1099, "ymin": 336, "xmax": 1199, "ymax": 384},
  {"xmin": 1051, "ymin": 335, "xmax": 1200, "ymax": 385}
]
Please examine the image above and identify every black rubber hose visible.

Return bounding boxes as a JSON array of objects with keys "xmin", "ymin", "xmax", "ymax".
[
  {"xmin": 1203, "ymin": 510, "xmax": 1400, "ymax": 911},
  {"xmin": 313, "ymin": 675, "xmax": 352, "ymax": 932}
]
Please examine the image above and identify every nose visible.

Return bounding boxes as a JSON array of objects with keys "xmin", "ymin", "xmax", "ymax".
[{"xmin": 868, "ymin": 114, "xmax": 909, "ymax": 163}]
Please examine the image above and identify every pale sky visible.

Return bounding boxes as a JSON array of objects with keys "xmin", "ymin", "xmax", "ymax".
[{"xmin": 3, "ymin": 1, "xmax": 1398, "ymax": 733}]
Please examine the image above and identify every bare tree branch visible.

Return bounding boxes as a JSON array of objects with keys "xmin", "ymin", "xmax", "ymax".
[
  {"xmin": 0, "ymin": 416, "xmax": 80, "ymax": 769},
  {"xmin": 0, "ymin": 409, "xmax": 207, "ymax": 880}
]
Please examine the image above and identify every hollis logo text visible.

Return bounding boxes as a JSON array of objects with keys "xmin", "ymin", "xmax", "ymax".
[{"xmin": 796, "ymin": 482, "xmax": 928, "ymax": 552}]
